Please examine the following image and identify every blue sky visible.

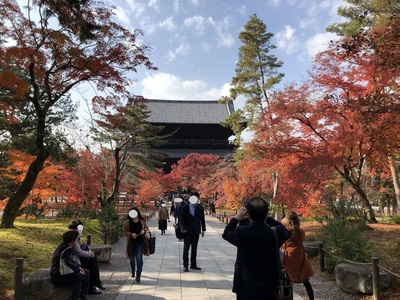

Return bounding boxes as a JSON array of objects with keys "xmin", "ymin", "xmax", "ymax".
[{"xmin": 105, "ymin": 0, "xmax": 346, "ymax": 106}]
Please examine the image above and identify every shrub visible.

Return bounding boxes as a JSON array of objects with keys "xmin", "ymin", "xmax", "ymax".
[
  {"xmin": 97, "ymin": 205, "xmax": 123, "ymax": 244},
  {"xmin": 316, "ymin": 200, "xmax": 372, "ymax": 273},
  {"xmin": 57, "ymin": 203, "xmax": 76, "ymax": 218}
]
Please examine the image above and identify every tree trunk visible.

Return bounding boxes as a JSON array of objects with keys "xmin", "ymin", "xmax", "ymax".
[
  {"xmin": 335, "ymin": 165, "xmax": 378, "ymax": 223},
  {"xmin": 272, "ymin": 171, "xmax": 279, "ymax": 200},
  {"xmin": 0, "ymin": 149, "xmax": 49, "ymax": 228},
  {"xmin": 106, "ymin": 146, "xmax": 123, "ymax": 206},
  {"xmin": 388, "ymin": 154, "xmax": 400, "ymax": 215}
]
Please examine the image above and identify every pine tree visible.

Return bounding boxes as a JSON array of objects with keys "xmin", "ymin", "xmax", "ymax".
[{"xmin": 220, "ymin": 14, "xmax": 284, "ymax": 145}]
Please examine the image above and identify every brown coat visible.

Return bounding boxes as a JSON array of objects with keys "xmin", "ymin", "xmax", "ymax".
[
  {"xmin": 158, "ymin": 207, "xmax": 169, "ymax": 220},
  {"xmin": 281, "ymin": 228, "xmax": 314, "ymax": 283},
  {"xmin": 123, "ymin": 219, "xmax": 150, "ymax": 258}
]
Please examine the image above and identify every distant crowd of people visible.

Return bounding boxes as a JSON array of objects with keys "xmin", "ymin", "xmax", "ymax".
[{"xmin": 50, "ymin": 193, "xmax": 314, "ymax": 300}]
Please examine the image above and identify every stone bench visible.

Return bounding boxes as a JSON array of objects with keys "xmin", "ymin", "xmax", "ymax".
[
  {"xmin": 90, "ymin": 244, "xmax": 112, "ymax": 263},
  {"xmin": 335, "ymin": 262, "xmax": 391, "ymax": 294},
  {"xmin": 20, "ymin": 268, "xmax": 72, "ymax": 300},
  {"xmin": 20, "ymin": 244, "xmax": 111, "ymax": 299}
]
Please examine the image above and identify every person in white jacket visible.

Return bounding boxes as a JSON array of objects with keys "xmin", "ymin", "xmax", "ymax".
[{"xmin": 68, "ymin": 220, "xmax": 105, "ymax": 294}]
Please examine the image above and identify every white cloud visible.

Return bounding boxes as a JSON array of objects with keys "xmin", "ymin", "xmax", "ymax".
[
  {"xmin": 299, "ymin": 0, "xmax": 347, "ymax": 29},
  {"xmin": 175, "ymin": 43, "xmax": 190, "ymax": 56},
  {"xmin": 124, "ymin": 0, "xmax": 146, "ymax": 17},
  {"xmin": 207, "ymin": 16, "xmax": 235, "ymax": 48},
  {"xmin": 238, "ymin": 5, "xmax": 247, "ymax": 16},
  {"xmin": 166, "ymin": 50, "xmax": 176, "ymax": 62},
  {"xmin": 269, "ymin": 0, "xmax": 281, "ymax": 6},
  {"xmin": 141, "ymin": 73, "xmax": 230, "ymax": 100},
  {"xmin": 148, "ymin": 0, "xmax": 160, "ymax": 12},
  {"xmin": 189, "ymin": 0, "xmax": 200, "ymax": 5},
  {"xmin": 201, "ymin": 42, "xmax": 211, "ymax": 53},
  {"xmin": 184, "ymin": 15, "xmax": 206, "ymax": 35},
  {"xmin": 166, "ymin": 43, "xmax": 190, "ymax": 61},
  {"xmin": 305, "ymin": 32, "xmax": 337, "ymax": 58},
  {"xmin": 276, "ymin": 25, "xmax": 300, "ymax": 54},
  {"xmin": 173, "ymin": 0, "xmax": 179, "ymax": 13},
  {"xmin": 159, "ymin": 16, "xmax": 177, "ymax": 32},
  {"xmin": 113, "ymin": 6, "xmax": 130, "ymax": 25}
]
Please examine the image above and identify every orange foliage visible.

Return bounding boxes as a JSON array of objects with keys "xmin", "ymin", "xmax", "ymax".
[
  {"xmin": 134, "ymin": 171, "xmax": 165, "ymax": 205},
  {"xmin": 169, "ymin": 153, "xmax": 221, "ymax": 195},
  {"xmin": 0, "ymin": 150, "xmax": 74, "ymax": 210}
]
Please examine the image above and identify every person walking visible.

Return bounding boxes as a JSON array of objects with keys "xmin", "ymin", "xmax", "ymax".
[
  {"xmin": 180, "ymin": 194, "xmax": 206, "ymax": 272},
  {"xmin": 50, "ymin": 230, "xmax": 90, "ymax": 300},
  {"xmin": 68, "ymin": 219, "xmax": 105, "ymax": 295},
  {"xmin": 158, "ymin": 202, "xmax": 170, "ymax": 235},
  {"xmin": 123, "ymin": 207, "xmax": 151, "ymax": 283},
  {"xmin": 170, "ymin": 197, "xmax": 183, "ymax": 225},
  {"xmin": 281, "ymin": 210, "xmax": 315, "ymax": 300},
  {"xmin": 222, "ymin": 197, "xmax": 290, "ymax": 300}
]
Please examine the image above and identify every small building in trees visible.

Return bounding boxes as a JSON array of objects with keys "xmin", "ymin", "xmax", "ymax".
[{"xmin": 146, "ymin": 99, "xmax": 236, "ymax": 172}]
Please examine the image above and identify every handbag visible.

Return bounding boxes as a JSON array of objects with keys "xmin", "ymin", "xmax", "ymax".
[
  {"xmin": 272, "ymin": 227, "xmax": 293, "ymax": 300},
  {"xmin": 149, "ymin": 232, "xmax": 156, "ymax": 255},
  {"xmin": 174, "ymin": 223, "xmax": 186, "ymax": 239},
  {"xmin": 59, "ymin": 247, "xmax": 75, "ymax": 275}
]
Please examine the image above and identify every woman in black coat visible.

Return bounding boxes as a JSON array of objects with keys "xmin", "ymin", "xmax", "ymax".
[{"xmin": 50, "ymin": 231, "xmax": 90, "ymax": 300}]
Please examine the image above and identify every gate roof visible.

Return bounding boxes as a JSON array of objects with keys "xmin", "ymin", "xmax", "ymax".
[{"xmin": 146, "ymin": 99, "xmax": 235, "ymax": 124}]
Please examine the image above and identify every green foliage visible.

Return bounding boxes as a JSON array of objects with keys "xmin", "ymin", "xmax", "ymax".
[
  {"xmin": 380, "ymin": 214, "xmax": 400, "ymax": 224},
  {"xmin": 390, "ymin": 214, "xmax": 400, "ymax": 224},
  {"xmin": 57, "ymin": 203, "xmax": 77, "ymax": 218},
  {"xmin": 97, "ymin": 205, "xmax": 123, "ymax": 244},
  {"xmin": 19, "ymin": 202, "xmax": 45, "ymax": 219},
  {"xmin": 57, "ymin": 204, "xmax": 98, "ymax": 219},
  {"xmin": 327, "ymin": 0, "xmax": 398, "ymax": 36},
  {"xmin": 220, "ymin": 14, "xmax": 284, "ymax": 144},
  {"xmin": 316, "ymin": 200, "xmax": 372, "ymax": 273}
]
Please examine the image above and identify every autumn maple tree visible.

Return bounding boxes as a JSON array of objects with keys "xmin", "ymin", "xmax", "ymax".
[
  {"xmin": 0, "ymin": 150, "xmax": 75, "ymax": 214},
  {"xmin": 169, "ymin": 153, "xmax": 221, "ymax": 197},
  {"xmin": 327, "ymin": 0, "xmax": 400, "ymax": 214},
  {"xmin": 0, "ymin": 0, "xmax": 156, "ymax": 228}
]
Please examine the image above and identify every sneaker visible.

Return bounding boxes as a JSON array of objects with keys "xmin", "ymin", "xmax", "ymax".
[
  {"xmin": 96, "ymin": 283, "xmax": 105, "ymax": 290},
  {"xmin": 88, "ymin": 287, "xmax": 101, "ymax": 295}
]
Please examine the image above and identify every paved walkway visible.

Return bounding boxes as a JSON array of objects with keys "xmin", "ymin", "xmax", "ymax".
[{"xmin": 114, "ymin": 214, "xmax": 303, "ymax": 300}]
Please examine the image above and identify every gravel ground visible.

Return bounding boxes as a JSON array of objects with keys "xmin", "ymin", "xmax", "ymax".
[{"xmin": 92, "ymin": 213, "xmax": 367, "ymax": 300}]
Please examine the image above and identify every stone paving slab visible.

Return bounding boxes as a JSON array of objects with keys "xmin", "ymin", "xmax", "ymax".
[{"xmin": 114, "ymin": 215, "xmax": 303, "ymax": 300}]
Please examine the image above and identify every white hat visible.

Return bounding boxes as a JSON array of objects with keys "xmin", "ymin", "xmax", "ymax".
[
  {"xmin": 189, "ymin": 195, "xmax": 198, "ymax": 204},
  {"xmin": 129, "ymin": 210, "xmax": 138, "ymax": 218}
]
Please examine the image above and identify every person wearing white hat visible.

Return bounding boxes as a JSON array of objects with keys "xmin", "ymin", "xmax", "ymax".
[
  {"xmin": 180, "ymin": 194, "xmax": 206, "ymax": 272},
  {"xmin": 158, "ymin": 202, "xmax": 170, "ymax": 235},
  {"xmin": 170, "ymin": 197, "xmax": 183, "ymax": 225},
  {"xmin": 122, "ymin": 207, "xmax": 151, "ymax": 283}
]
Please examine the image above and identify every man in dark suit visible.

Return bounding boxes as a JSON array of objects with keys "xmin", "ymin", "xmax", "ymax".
[
  {"xmin": 222, "ymin": 197, "xmax": 290, "ymax": 300},
  {"xmin": 180, "ymin": 194, "xmax": 206, "ymax": 272}
]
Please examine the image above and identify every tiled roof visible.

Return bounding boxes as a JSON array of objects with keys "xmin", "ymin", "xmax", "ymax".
[{"xmin": 146, "ymin": 99, "xmax": 235, "ymax": 124}]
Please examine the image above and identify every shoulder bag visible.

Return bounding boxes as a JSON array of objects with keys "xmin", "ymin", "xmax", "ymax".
[
  {"xmin": 59, "ymin": 247, "xmax": 75, "ymax": 275},
  {"xmin": 271, "ymin": 227, "xmax": 293, "ymax": 300},
  {"xmin": 148, "ymin": 231, "xmax": 156, "ymax": 255}
]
